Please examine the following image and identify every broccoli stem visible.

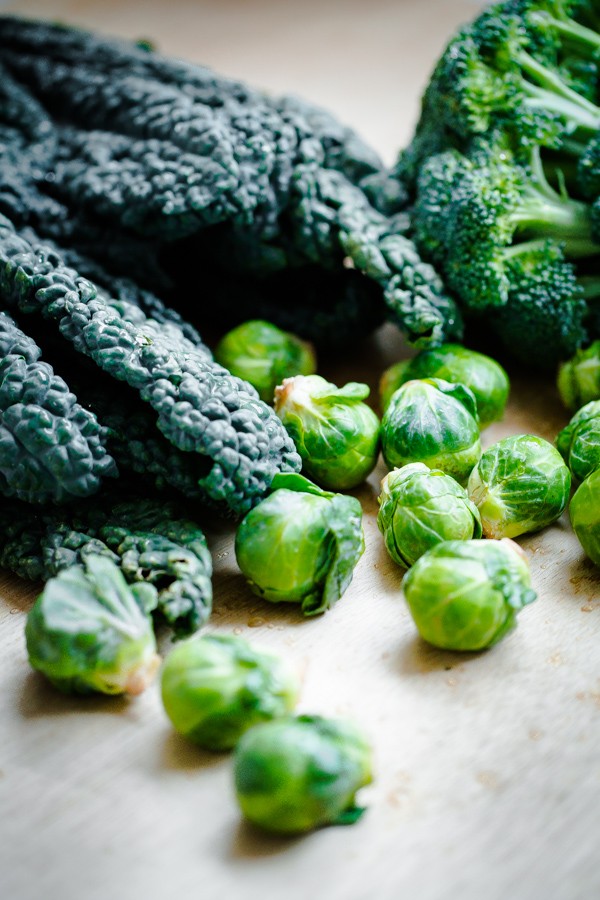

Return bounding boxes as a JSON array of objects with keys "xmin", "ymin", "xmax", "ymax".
[
  {"xmin": 520, "ymin": 51, "xmax": 600, "ymax": 136},
  {"xmin": 510, "ymin": 146, "xmax": 598, "ymax": 249},
  {"xmin": 512, "ymin": 187, "xmax": 593, "ymax": 240},
  {"xmin": 530, "ymin": 10, "xmax": 600, "ymax": 56},
  {"xmin": 503, "ymin": 236, "xmax": 600, "ymax": 260}
]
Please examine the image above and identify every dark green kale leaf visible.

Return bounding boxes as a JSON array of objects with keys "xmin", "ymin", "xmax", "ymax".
[{"xmin": 0, "ymin": 215, "xmax": 300, "ymax": 516}]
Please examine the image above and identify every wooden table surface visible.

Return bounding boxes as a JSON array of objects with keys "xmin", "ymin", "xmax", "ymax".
[{"xmin": 1, "ymin": 3, "xmax": 599, "ymax": 899}]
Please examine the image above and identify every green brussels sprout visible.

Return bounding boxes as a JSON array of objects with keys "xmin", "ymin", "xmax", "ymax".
[
  {"xmin": 570, "ymin": 469, "xmax": 600, "ymax": 566},
  {"xmin": 557, "ymin": 341, "xmax": 600, "ymax": 412},
  {"xmin": 380, "ymin": 378, "xmax": 481, "ymax": 486},
  {"xmin": 235, "ymin": 473, "xmax": 364, "ymax": 616},
  {"xmin": 274, "ymin": 375, "xmax": 380, "ymax": 490},
  {"xmin": 380, "ymin": 344, "xmax": 510, "ymax": 428},
  {"xmin": 467, "ymin": 434, "xmax": 571, "ymax": 538},
  {"xmin": 377, "ymin": 463, "xmax": 482, "ymax": 568},
  {"xmin": 556, "ymin": 400, "xmax": 600, "ymax": 483},
  {"xmin": 25, "ymin": 555, "xmax": 160, "ymax": 695},
  {"xmin": 214, "ymin": 320, "xmax": 316, "ymax": 403},
  {"xmin": 233, "ymin": 714, "xmax": 373, "ymax": 834},
  {"xmin": 160, "ymin": 634, "xmax": 300, "ymax": 751},
  {"xmin": 403, "ymin": 539, "xmax": 537, "ymax": 651}
]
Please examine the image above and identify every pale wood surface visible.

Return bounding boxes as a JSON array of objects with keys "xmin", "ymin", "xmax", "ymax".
[{"xmin": 1, "ymin": 3, "xmax": 599, "ymax": 899}]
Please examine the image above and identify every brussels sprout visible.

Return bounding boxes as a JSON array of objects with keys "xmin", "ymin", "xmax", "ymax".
[
  {"xmin": 274, "ymin": 375, "xmax": 380, "ymax": 490},
  {"xmin": 380, "ymin": 378, "xmax": 481, "ymax": 486},
  {"xmin": 377, "ymin": 463, "xmax": 482, "ymax": 568},
  {"xmin": 467, "ymin": 434, "xmax": 571, "ymax": 538},
  {"xmin": 557, "ymin": 341, "xmax": 600, "ymax": 412},
  {"xmin": 235, "ymin": 473, "xmax": 364, "ymax": 616},
  {"xmin": 160, "ymin": 634, "xmax": 300, "ymax": 751},
  {"xmin": 214, "ymin": 320, "xmax": 316, "ymax": 403},
  {"xmin": 380, "ymin": 344, "xmax": 510, "ymax": 428},
  {"xmin": 570, "ymin": 469, "xmax": 600, "ymax": 567},
  {"xmin": 556, "ymin": 400, "xmax": 600, "ymax": 483},
  {"xmin": 233, "ymin": 714, "xmax": 373, "ymax": 833},
  {"xmin": 403, "ymin": 539, "xmax": 537, "ymax": 651},
  {"xmin": 25, "ymin": 555, "xmax": 160, "ymax": 695}
]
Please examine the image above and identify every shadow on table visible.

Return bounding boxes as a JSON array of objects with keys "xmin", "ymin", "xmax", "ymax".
[
  {"xmin": 229, "ymin": 818, "xmax": 305, "ymax": 859},
  {"xmin": 209, "ymin": 569, "xmax": 328, "ymax": 631},
  {"xmin": 18, "ymin": 669, "xmax": 129, "ymax": 718},
  {"xmin": 161, "ymin": 729, "xmax": 226, "ymax": 772},
  {"xmin": 394, "ymin": 634, "xmax": 482, "ymax": 676}
]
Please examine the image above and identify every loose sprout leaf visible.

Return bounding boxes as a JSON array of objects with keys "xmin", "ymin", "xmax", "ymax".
[
  {"xmin": 314, "ymin": 381, "xmax": 371, "ymax": 402},
  {"xmin": 317, "ymin": 494, "xmax": 365, "ymax": 615},
  {"xmin": 270, "ymin": 472, "xmax": 334, "ymax": 499},
  {"xmin": 332, "ymin": 805, "xmax": 367, "ymax": 826}
]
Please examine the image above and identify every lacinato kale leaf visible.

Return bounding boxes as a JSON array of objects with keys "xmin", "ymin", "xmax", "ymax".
[{"xmin": 0, "ymin": 215, "xmax": 300, "ymax": 516}]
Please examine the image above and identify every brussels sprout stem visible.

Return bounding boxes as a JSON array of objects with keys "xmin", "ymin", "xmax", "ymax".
[{"xmin": 124, "ymin": 652, "xmax": 161, "ymax": 696}]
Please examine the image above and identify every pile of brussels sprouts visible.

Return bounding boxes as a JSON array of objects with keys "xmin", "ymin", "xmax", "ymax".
[{"xmin": 23, "ymin": 320, "xmax": 600, "ymax": 837}]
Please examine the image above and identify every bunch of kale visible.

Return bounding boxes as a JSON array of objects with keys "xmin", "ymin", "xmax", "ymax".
[{"xmin": 0, "ymin": 15, "xmax": 459, "ymax": 632}]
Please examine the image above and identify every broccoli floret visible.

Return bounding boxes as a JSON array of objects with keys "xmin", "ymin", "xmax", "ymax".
[
  {"xmin": 413, "ymin": 138, "xmax": 598, "ymax": 310},
  {"xmin": 485, "ymin": 240, "xmax": 592, "ymax": 367},
  {"xmin": 398, "ymin": 2, "xmax": 600, "ymax": 191}
]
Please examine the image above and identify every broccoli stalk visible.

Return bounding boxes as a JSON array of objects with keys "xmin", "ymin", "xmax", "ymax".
[
  {"xmin": 526, "ymin": 2, "xmax": 600, "ymax": 57},
  {"xmin": 517, "ymin": 50, "xmax": 600, "ymax": 138},
  {"xmin": 510, "ymin": 145, "xmax": 597, "ymax": 250}
]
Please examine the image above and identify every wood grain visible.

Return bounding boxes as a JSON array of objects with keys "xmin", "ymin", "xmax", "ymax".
[{"xmin": 0, "ymin": 3, "xmax": 599, "ymax": 899}]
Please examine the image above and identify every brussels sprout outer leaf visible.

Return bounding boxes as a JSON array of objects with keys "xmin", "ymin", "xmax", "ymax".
[
  {"xmin": 332, "ymin": 805, "xmax": 367, "ymax": 826},
  {"xmin": 319, "ymin": 493, "xmax": 365, "ymax": 614},
  {"xmin": 270, "ymin": 472, "xmax": 332, "ymax": 498},
  {"xmin": 233, "ymin": 714, "xmax": 373, "ymax": 834},
  {"xmin": 468, "ymin": 435, "xmax": 571, "ymax": 538},
  {"xmin": 25, "ymin": 555, "xmax": 160, "ymax": 695},
  {"xmin": 302, "ymin": 379, "xmax": 370, "ymax": 402},
  {"xmin": 160, "ymin": 634, "xmax": 300, "ymax": 750},
  {"xmin": 570, "ymin": 470, "xmax": 600, "ymax": 567},
  {"xmin": 430, "ymin": 379, "xmax": 479, "ymax": 424}
]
